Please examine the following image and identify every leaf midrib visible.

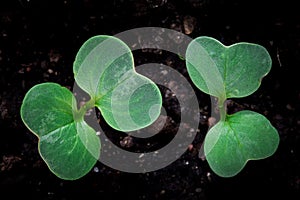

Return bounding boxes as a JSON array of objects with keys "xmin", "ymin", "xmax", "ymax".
[
  {"xmin": 225, "ymin": 120, "xmax": 247, "ymax": 161},
  {"xmin": 40, "ymin": 121, "xmax": 75, "ymax": 142},
  {"xmin": 92, "ymin": 50, "xmax": 132, "ymax": 99},
  {"xmin": 95, "ymin": 71, "xmax": 135, "ymax": 104}
]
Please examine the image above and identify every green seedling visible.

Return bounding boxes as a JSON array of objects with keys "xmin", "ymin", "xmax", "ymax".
[
  {"xmin": 186, "ymin": 36, "xmax": 279, "ymax": 177},
  {"xmin": 21, "ymin": 34, "xmax": 279, "ymax": 180},
  {"xmin": 20, "ymin": 35, "xmax": 162, "ymax": 180}
]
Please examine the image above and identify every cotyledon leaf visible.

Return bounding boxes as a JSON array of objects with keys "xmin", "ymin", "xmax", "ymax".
[
  {"xmin": 73, "ymin": 35, "xmax": 162, "ymax": 131},
  {"xmin": 186, "ymin": 36, "xmax": 272, "ymax": 99},
  {"xmin": 20, "ymin": 83, "xmax": 100, "ymax": 180},
  {"xmin": 204, "ymin": 110, "xmax": 279, "ymax": 177}
]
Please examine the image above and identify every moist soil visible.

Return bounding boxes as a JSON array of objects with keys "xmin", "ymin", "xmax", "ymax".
[{"xmin": 1, "ymin": 0, "xmax": 299, "ymax": 199}]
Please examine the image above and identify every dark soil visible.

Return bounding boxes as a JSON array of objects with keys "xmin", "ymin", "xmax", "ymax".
[{"xmin": 1, "ymin": 0, "xmax": 299, "ymax": 199}]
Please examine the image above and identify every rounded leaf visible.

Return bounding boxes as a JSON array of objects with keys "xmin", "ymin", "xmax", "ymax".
[
  {"xmin": 186, "ymin": 36, "xmax": 272, "ymax": 99},
  {"xmin": 204, "ymin": 110, "xmax": 279, "ymax": 177},
  {"xmin": 20, "ymin": 83, "xmax": 100, "ymax": 180},
  {"xmin": 74, "ymin": 35, "xmax": 162, "ymax": 131}
]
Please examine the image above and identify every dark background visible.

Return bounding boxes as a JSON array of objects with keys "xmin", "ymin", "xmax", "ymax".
[{"xmin": 0, "ymin": 0, "xmax": 299, "ymax": 199}]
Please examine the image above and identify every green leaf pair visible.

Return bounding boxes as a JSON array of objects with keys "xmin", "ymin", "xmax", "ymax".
[
  {"xmin": 20, "ymin": 36, "xmax": 162, "ymax": 180},
  {"xmin": 186, "ymin": 37, "xmax": 279, "ymax": 177},
  {"xmin": 21, "ymin": 35, "xmax": 279, "ymax": 180}
]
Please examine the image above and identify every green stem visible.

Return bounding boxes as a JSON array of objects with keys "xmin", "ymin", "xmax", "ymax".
[
  {"xmin": 74, "ymin": 98, "xmax": 95, "ymax": 122},
  {"xmin": 218, "ymin": 98, "xmax": 227, "ymax": 122}
]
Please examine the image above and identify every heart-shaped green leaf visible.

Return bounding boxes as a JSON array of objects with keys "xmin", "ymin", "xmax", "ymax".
[
  {"xmin": 204, "ymin": 110, "xmax": 279, "ymax": 177},
  {"xmin": 73, "ymin": 35, "xmax": 162, "ymax": 131},
  {"xmin": 186, "ymin": 36, "xmax": 272, "ymax": 99},
  {"xmin": 20, "ymin": 83, "xmax": 100, "ymax": 180}
]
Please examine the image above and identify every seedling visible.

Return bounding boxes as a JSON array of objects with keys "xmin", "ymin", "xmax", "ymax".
[
  {"xmin": 20, "ymin": 34, "xmax": 279, "ymax": 180},
  {"xmin": 20, "ymin": 35, "xmax": 162, "ymax": 180},
  {"xmin": 186, "ymin": 36, "xmax": 279, "ymax": 177}
]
